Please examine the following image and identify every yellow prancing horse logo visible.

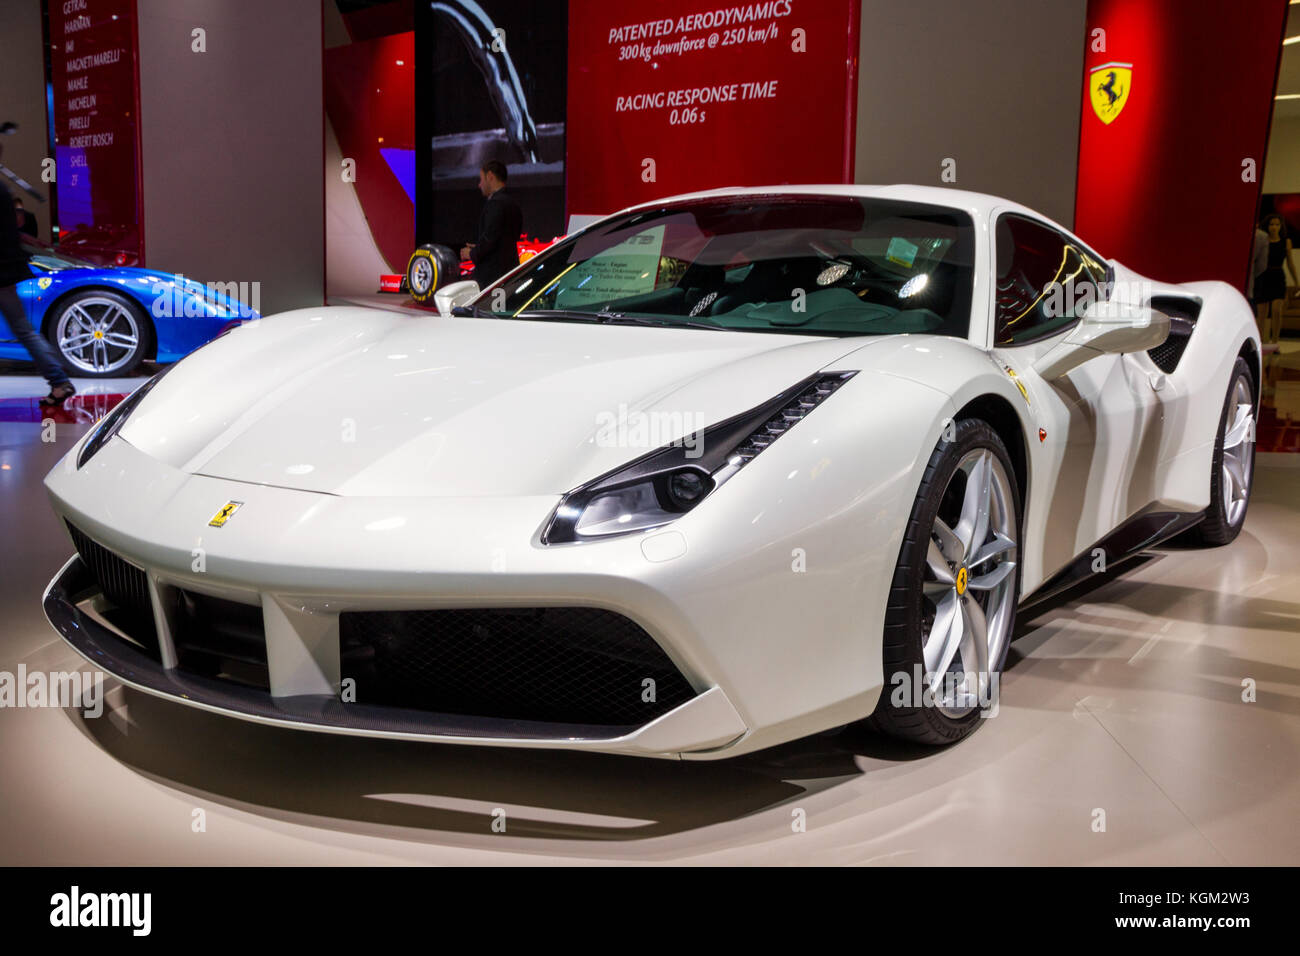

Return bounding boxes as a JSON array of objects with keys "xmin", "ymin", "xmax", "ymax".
[
  {"xmin": 1089, "ymin": 61, "xmax": 1132, "ymax": 125},
  {"xmin": 956, "ymin": 566, "xmax": 968, "ymax": 596},
  {"xmin": 208, "ymin": 501, "xmax": 243, "ymax": 527}
]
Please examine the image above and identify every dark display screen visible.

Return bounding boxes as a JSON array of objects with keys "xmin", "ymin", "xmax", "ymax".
[{"xmin": 48, "ymin": 0, "xmax": 142, "ymax": 266}]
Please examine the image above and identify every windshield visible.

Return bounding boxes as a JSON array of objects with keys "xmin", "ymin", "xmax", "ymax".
[
  {"xmin": 478, "ymin": 195, "xmax": 975, "ymax": 338},
  {"xmin": 21, "ymin": 237, "xmax": 95, "ymax": 271}
]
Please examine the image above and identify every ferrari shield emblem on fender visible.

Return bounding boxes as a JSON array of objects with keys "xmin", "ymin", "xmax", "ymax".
[
  {"xmin": 1089, "ymin": 62, "xmax": 1132, "ymax": 125},
  {"xmin": 209, "ymin": 501, "xmax": 243, "ymax": 527},
  {"xmin": 1001, "ymin": 364, "xmax": 1030, "ymax": 405}
]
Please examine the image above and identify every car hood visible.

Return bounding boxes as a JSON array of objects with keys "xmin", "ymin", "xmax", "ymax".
[{"xmin": 120, "ymin": 307, "xmax": 894, "ymax": 497}]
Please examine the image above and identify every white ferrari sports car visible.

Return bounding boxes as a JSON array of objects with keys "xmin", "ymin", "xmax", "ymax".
[{"xmin": 43, "ymin": 185, "xmax": 1259, "ymax": 759}]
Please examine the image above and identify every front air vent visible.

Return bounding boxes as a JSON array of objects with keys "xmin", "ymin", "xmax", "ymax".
[
  {"xmin": 339, "ymin": 607, "xmax": 696, "ymax": 727},
  {"xmin": 1146, "ymin": 296, "xmax": 1201, "ymax": 374},
  {"xmin": 728, "ymin": 372, "xmax": 854, "ymax": 466},
  {"xmin": 65, "ymin": 522, "xmax": 160, "ymax": 659},
  {"xmin": 171, "ymin": 591, "xmax": 269, "ymax": 690}
]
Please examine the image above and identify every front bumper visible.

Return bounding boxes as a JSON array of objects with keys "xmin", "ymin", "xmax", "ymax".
[
  {"xmin": 44, "ymin": 554, "xmax": 748, "ymax": 757},
  {"xmin": 45, "ymin": 418, "xmax": 905, "ymax": 758}
]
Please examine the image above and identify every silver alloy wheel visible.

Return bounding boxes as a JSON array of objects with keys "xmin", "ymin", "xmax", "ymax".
[
  {"xmin": 410, "ymin": 256, "xmax": 433, "ymax": 294},
  {"xmin": 1221, "ymin": 373, "xmax": 1255, "ymax": 528},
  {"xmin": 55, "ymin": 296, "xmax": 141, "ymax": 374},
  {"xmin": 922, "ymin": 448, "xmax": 1018, "ymax": 718}
]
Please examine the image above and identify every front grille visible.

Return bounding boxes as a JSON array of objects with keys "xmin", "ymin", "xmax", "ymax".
[
  {"xmin": 171, "ymin": 591, "xmax": 269, "ymax": 690},
  {"xmin": 61, "ymin": 529, "xmax": 697, "ymax": 729},
  {"xmin": 340, "ymin": 608, "xmax": 696, "ymax": 727},
  {"xmin": 66, "ymin": 522, "xmax": 160, "ymax": 659}
]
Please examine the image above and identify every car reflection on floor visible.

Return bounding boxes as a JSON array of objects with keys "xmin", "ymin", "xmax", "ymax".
[
  {"xmin": 1259, "ymin": 340, "xmax": 1300, "ymax": 452},
  {"xmin": 0, "ymin": 360, "xmax": 145, "ymax": 424}
]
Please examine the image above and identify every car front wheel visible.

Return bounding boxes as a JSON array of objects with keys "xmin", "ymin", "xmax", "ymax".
[
  {"xmin": 1187, "ymin": 356, "xmax": 1256, "ymax": 546},
  {"xmin": 47, "ymin": 290, "xmax": 151, "ymax": 377},
  {"xmin": 869, "ymin": 419, "xmax": 1022, "ymax": 745}
]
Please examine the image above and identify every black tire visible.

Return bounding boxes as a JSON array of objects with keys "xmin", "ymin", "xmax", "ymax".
[
  {"xmin": 868, "ymin": 419, "xmax": 1023, "ymax": 745},
  {"xmin": 1184, "ymin": 356, "xmax": 1256, "ymax": 546},
  {"xmin": 44, "ymin": 289, "xmax": 152, "ymax": 378},
  {"xmin": 405, "ymin": 243, "xmax": 460, "ymax": 304}
]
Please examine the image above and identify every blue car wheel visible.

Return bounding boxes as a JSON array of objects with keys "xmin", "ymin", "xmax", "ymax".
[{"xmin": 45, "ymin": 289, "xmax": 152, "ymax": 377}]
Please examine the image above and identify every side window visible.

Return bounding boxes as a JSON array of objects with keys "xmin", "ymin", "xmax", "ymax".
[{"xmin": 994, "ymin": 215, "xmax": 1107, "ymax": 346}]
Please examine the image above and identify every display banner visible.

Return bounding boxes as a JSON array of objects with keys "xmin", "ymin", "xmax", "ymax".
[
  {"xmin": 47, "ymin": 0, "xmax": 143, "ymax": 266},
  {"xmin": 565, "ymin": 0, "xmax": 859, "ymax": 220}
]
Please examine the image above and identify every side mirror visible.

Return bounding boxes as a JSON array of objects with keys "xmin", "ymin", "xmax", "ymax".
[
  {"xmin": 1032, "ymin": 300, "xmax": 1170, "ymax": 380},
  {"xmin": 433, "ymin": 280, "xmax": 480, "ymax": 317}
]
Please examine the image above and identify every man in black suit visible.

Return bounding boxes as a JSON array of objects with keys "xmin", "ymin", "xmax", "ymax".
[
  {"xmin": 14, "ymin": 196, "xmax": 38, "ymax": 238},
  {"xmin": 460, "ymin": 160, "xmax": 522, "ymax": 288}
]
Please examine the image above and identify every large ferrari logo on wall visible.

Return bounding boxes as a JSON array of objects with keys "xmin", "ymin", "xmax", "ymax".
[{"xmin": 1089, "ymin": 62, "xmax": 1132, "ymax": 124}]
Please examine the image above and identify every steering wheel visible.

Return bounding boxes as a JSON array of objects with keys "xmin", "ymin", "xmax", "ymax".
[{"xmin": 996, "ymin": 270, "xmax": 1039, "ymax": 323}]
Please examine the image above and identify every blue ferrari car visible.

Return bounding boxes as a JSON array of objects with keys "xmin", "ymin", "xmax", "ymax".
[{"xmin": 0, "ymin": 237, "xmax": 259, "ymax": 377}]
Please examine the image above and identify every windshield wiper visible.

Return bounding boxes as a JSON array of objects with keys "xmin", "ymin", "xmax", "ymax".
[
  {"xmin": 602, "ymin": 315, "xmax": 724, "ymax": 332},
  {"xmin": 512, "ymin": 309, "xmax": 615, "ymax": 323},
  {"xmin": 509, "ymin": 309, "xmax": 724, "ymax": 331}
]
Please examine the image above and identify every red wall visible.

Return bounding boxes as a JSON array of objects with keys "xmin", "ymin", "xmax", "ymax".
[
  {"xmin": 324, "ymin": 31, "xmax": 415, "ymax": 273},
  {"xmin": 1074, "ymin": 0, "xmax": 1287, "ymax": 289},
  {"xmin": 566, "ymin": 0, "xmax": 860, "ymax": 218}
]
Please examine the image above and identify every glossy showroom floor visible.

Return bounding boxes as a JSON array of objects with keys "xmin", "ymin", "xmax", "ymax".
[{"xmin": 1, "ymin": 364, "xmax": 1298, "ymax": 865}]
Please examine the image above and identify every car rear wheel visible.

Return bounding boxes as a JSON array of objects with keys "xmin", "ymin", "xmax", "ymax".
[
  {"xmin": 47, "ymin": 290, "xmax": 151, "ymax": 378},
  {"xmin": 1186, "ymin": 356, "xmax": 1256, "ymax": 546},
  {"xmin": 868, "ymin": 419, "xmax": 1022, "ymax": 745}
]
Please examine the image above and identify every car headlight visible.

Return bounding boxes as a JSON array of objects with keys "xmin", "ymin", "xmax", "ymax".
[
  {"xmin": 76, "ymin": 365, "xmax": 173, "ymax": 468},
  {"xmin": 543, "ymin": 371, "xmax": 856, "ymax": 544}
]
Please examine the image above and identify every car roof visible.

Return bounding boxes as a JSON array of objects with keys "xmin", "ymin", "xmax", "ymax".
[{"xmin": 615, "ymin": 184, "xmax": 1060, "ymax": 233}]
